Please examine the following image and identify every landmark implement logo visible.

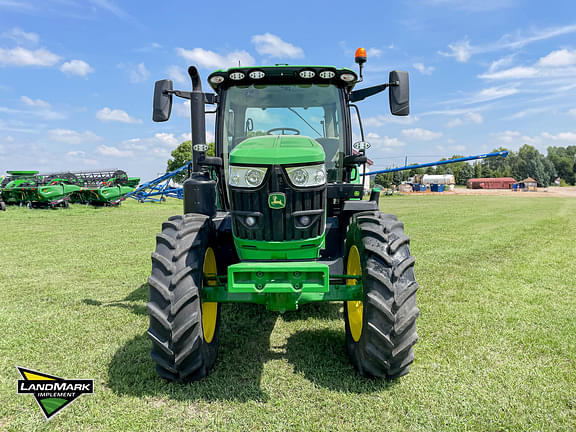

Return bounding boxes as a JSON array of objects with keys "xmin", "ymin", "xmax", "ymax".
[{"xmin": 16, "ymin": 367, "xmax": 94, "ymax": 420}]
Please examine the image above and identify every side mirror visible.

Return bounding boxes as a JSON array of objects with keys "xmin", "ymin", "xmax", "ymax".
[
  {"xmin": 153, "ymin": 79, "xmax": 173, "ymax": 122},
  {"xmin": 389, "ymin": 71, "xmax": 409, "ymax": 116}
]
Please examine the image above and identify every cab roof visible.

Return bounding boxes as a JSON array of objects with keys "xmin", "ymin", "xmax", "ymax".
[{"xmin": 207, "ymin": 65, "xmax": 358, "ymax": 92}]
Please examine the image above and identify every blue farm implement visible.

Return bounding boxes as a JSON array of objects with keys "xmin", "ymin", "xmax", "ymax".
[
  {"xmin": 123, "ymin": 161, "xmax": 192, "ymax": 203},
  {"xmin": 363, "ymin": 151, "xmax": 509, "ymax": 177}
]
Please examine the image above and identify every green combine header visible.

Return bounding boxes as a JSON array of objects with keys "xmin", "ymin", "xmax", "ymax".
[
  {"xmin": 0, "ymin": 169, "xmax": 139, "ymax": 208},
  {"xmin": 1, "ymin": 171, "xmax": 41, "ymax": 206},
  {"xmin": 72, "ymin": 170, "xmax": 140, "ymax": 205}
]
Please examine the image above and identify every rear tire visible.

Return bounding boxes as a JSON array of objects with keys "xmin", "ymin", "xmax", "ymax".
[
  {"xmin": 147, "ymin": 214, "xmax": 221, "ymax": 381},
  {"xmin": 344, "ymin": 212, "xmax": 419, "ymax": 379}
]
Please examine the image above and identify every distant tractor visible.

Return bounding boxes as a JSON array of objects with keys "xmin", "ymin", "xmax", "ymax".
[{"xmin": 147, "ymin": 49, "xmax": 419, "ymax": 381}]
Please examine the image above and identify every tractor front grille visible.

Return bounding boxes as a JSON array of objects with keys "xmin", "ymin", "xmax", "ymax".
[{"xmin": 230, "ymin": 166, "xmax": 326, "ymax": 242}]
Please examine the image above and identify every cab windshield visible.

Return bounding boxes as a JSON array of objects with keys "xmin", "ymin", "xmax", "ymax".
[{"xmin": 221, "ymin": 84, "xmax": 345, "ymax": 182}]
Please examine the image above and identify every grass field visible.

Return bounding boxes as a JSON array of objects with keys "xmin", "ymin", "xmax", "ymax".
[{"xmin": 0, "ymin": 195, "xmax": 575, "ymax": 431}]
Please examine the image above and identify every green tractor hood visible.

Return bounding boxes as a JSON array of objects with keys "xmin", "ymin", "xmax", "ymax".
[{"xmin": 230, "ymin": 135, "xmax": 325, "ymax": 165}]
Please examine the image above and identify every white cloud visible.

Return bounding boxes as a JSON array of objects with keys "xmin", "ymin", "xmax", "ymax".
[
  {"xmin": 48, "ymin": 129, "xmax": 101, "ymax": 145},
  {"xmin": 251, "ymin": 33, "xmax": 304, "ymax": 58},
  {"xmin": 537, "ymin": 49, "xmax": 576, "ymax": 67},
  {"xmin": 488, "ymin": 54, "xmax": 516, "ymax": 73},
  {"xmin": 480, "ymin": 48, "xmax": 576, "ymax": 81},
  {"xmin": 121, "ymin": 138, "xmax": 147, "ymax": 152},
  {"xmin": 21, "ymin": 95, "xmax": 50, "ymax": 108},
  {"xmin": 2, "ymin": 99, "xmax": 65, "ymax": 120},
  {"xmin": 504, "ymin": 108, "xmax": 548, "ymax": 121},
  {"xmin": 402, "ymin": 128, "xmax": 443, "ymax": 140},
  {"xmin": 89, "ymin": 0, "xmax": 131, "ymax": 20},
  {"xmin": 498, "ymin": 24, "xmax": 576, "ymax": 50},
  {"xmin": 96, "ymin": 107, "xmax": 142, "ymax": 124},
  {"xmin": 439, "ymin": 39, "xmax": 472, "ymax": 62},
  {"xmin": 2, "ymin": 27, "xmax": 39, "ymax": 45},
  {"xmin": 129, "ymin": 62, "xmax": 149, "ymax": 83},
  {"xmin": 541, "ymin": 131, "xmax": 576, "ymax": 142},
  {"xmin": 154, "ymin": 132, "xmax": 180, "ymax": 147},
  {"xmin": 0, "ymin": 117, "xmax": 38, "ymax": 133},
  {"xmin": 65, "ymin": 150, "xmax": 97, "ymax": 165},
  {"xmin": 97, "ymin": 145, "xmax": 133, "ymax": 158},
  {"xmin": 470, "ymin": 86, "xmax": 519, "ymax": 102},
  {"xmin": 176, "ymin": 47, "xmax": 255, "ymax": 69},
  {"xmin": 366, "ymin": 132, "xmax": 406, "ymax": 148},
  {"xmin": 493, "ymin": 130, "xmax": 522, "ymax": 143},
  {"xmin": 413, "ymin": 62, "xmax": 435, "ymax": 75},
  {"xmin": 446, "ymin": 112, "xmax": 484, "ymax": 127},
  {"xmin": 493, "ymin": 129, "xmax": 576, "ymax": 149},
  {"xmin": 439, "ymin": 87, "xmax": 519, "ymax": 106},
  {"xmin": 167, "ymin": 65, "xmax": 187, "ymax": 85},
  {"xmin": 568, "ymin": 108, "xmax": 576, "ymax": 117},
  {"xmin": 363, "ymin": 114, "xmax": 419, "ymax": 127},
  {"xmin": 0, "ymin": 47, "xmax": 60, "ymax": 67},
  {"xmin": 479, "ymin": 66, "xmax": 538, "ymax": 80},
  {"xmin": 60, "ymin": 59, "xmax": 94, "ymax": 76},
  {"xmin": 119, "ymin": 131, "xmax": 211, "ymax": 156},
  {"xmin": 367, "ymin": 48, "xmax": 382, "ymax": 58},
  {"xmin": 440, "ymin": 23, "xmax": 576, "ymax": 63}
]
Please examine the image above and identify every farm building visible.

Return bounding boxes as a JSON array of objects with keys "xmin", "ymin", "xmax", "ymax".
[
  {"xmin": 467, "ymin": 177, "xmax": 516, "ymax": 189},
  {"xmin": 518, "ymin": 177, "xmax": 538, "ymax": 191}
]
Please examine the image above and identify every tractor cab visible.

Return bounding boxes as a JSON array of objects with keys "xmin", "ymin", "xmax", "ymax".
[{"xmin": 208, "ymin": 66, "xmax": 355, "ymax": 188}]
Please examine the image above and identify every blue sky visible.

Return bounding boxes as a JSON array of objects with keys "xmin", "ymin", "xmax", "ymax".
[{"xmin": 1, "ymin": 0, "xmax": 575, "ymax": 179}]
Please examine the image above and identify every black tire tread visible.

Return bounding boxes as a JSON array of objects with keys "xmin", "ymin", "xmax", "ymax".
[
  {"xmin": 147, "ymin": 214, "xmax": 219, "ymax": 382},
  {"xmin": 345, "ymin": 211, "xmax": 419, "ymax": 379}
]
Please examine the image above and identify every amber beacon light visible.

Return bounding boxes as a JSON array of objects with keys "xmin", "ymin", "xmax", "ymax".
[
  {"xmin": 355, "ymin": 47, "xmax": 367, "ymax": 64},
  {"xmin": 354, "ymin": 47, "xmax": 367, "ymax": 81}
]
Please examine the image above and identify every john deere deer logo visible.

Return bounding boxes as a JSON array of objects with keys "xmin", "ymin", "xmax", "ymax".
[{"xmin": 268, "ymin": 193, "xmax": 286, "ymax": 209}]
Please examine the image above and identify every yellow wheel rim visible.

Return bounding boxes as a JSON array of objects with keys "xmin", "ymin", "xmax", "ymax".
[
  {"xmin": 346, "ymin": 245, "xmax": 363, "ymax": 342},
  {"xmin": 202, "ymin": 247, "xmax": 218, "ymax": 343}
]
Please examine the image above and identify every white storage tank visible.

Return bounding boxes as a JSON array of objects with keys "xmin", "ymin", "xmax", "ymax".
[{"xmin": 421, "ymin": 174, "xmax": 455, "ymax": 185}]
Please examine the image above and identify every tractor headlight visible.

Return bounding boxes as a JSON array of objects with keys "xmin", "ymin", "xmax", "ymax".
[
  {"xmin": 285, "ymin": 164, "xmax": 326, "ymax": 188},
  {"xmin": 229, "ymin": 166, "xmax": 267, "ymax": 188}
]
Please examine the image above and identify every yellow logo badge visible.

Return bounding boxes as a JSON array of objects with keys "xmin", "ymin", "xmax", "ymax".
[{"xmin": 268, "ymin": 193, "xmax": 286, "ymax": 209}]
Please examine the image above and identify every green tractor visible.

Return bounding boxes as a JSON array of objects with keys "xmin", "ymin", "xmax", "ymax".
[{"xmin": 148, "ymin": 50, "xmax": 418, "ymax": 381}]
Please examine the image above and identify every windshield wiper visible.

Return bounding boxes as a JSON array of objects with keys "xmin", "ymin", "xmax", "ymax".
[{"xmin": 288, "ymin": 108, "xmax": 322, "ymax": 137}]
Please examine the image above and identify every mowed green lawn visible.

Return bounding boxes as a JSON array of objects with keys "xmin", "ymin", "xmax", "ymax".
[{"xmin": 0, "ymin": 195, "xmax": 574, "ymax": 431}]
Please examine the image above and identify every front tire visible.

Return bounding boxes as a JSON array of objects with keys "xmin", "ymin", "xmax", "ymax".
[
  {"xmin": 147, "ymin": 214, "xmax": 221, "ymax": 381},
  {"xmin": 344, "ymin": 212, "xmax": 419, "ymax": 379}
]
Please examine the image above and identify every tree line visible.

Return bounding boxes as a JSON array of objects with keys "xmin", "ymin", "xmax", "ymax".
[{"xmin": 374, "ymin": 145, "xmax": 576, "ymax": 188}]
